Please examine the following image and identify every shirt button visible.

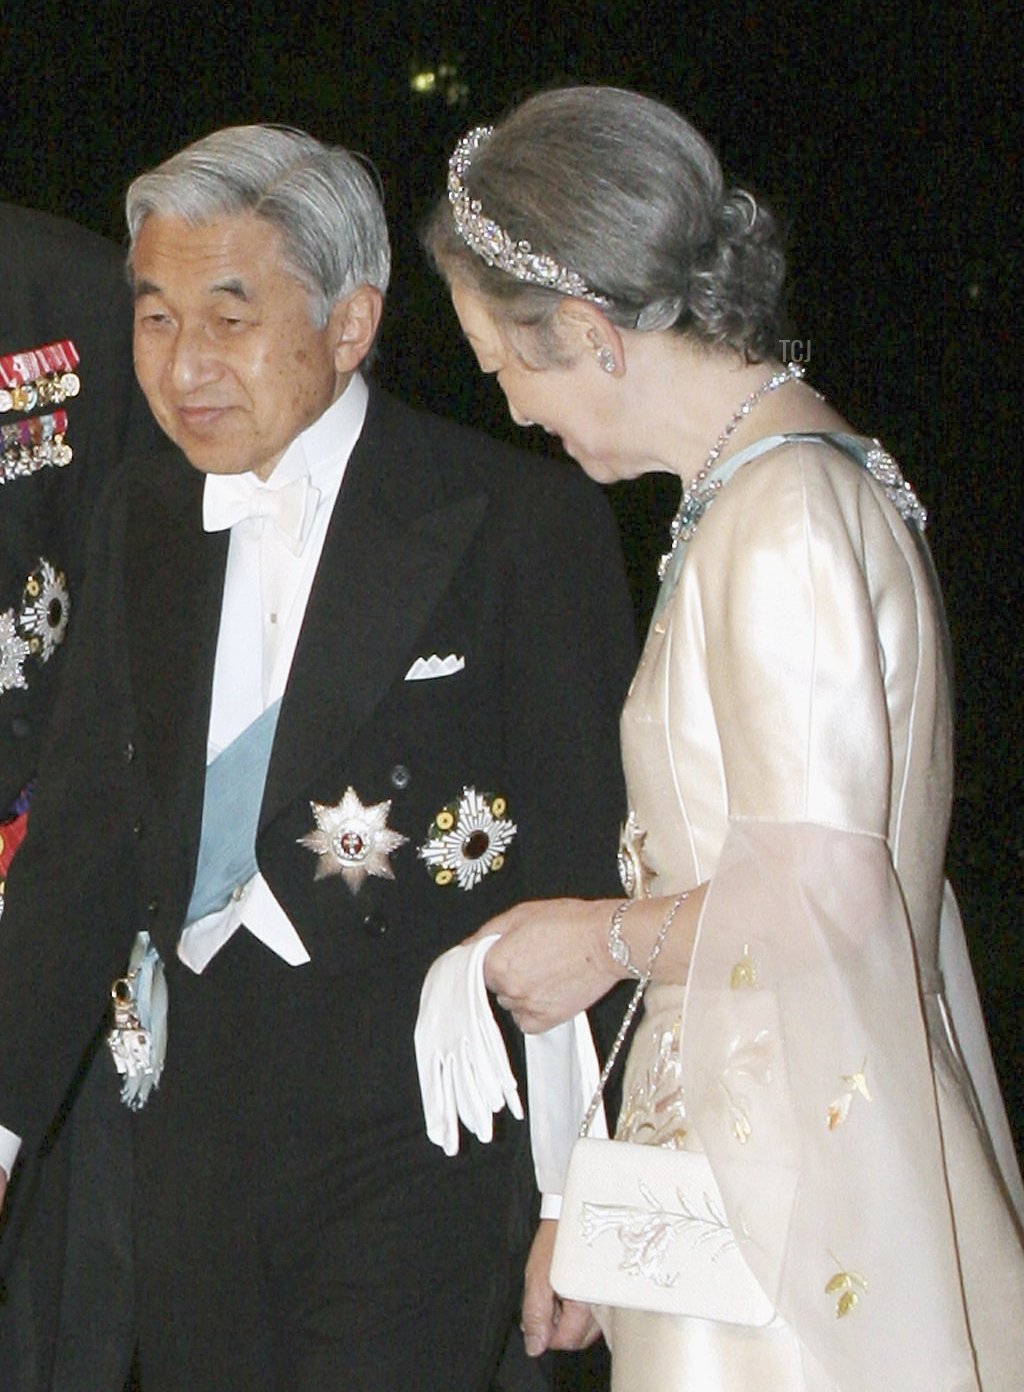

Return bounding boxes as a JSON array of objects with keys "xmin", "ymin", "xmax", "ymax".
[
  {"xmin": 389, "ymin": 764, "xmax": 411, "ymax": 790},
  {"xmin": 231, "ymin": 884, "xmax": 246, "ymax": 902}
]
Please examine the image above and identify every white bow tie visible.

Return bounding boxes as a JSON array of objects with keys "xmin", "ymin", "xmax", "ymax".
[{"xmin": 203, "ymin": 473, "xmax": 317, "ymax": 554}]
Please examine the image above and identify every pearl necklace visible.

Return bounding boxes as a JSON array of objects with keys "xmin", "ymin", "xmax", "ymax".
[{"xmin": 658, "ymin": 362, "xmax": 805, "ymax": 579}]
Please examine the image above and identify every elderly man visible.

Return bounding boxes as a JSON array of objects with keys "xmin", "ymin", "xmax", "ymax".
[{"xmin": 0, "ymin": 128, "xmax": 633, "ymax": 1391}]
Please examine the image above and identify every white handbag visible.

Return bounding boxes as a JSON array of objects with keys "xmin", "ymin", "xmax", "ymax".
[
  {"xmin": 550, "ymin": 900, "xmax": 787, "ymax": 1325},
  {"xmin": 551, "ymin": 1137, "xmax": 791, "ymax": 1324}
]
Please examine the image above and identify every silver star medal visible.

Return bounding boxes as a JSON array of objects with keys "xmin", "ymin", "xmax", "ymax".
[
  {"xmin": 299, "ymin": 786, "xmax": 408, "ymax": 893},
  {"xmin": 0, "ymin": 609, "xmax": 31, "ymax": 695}
]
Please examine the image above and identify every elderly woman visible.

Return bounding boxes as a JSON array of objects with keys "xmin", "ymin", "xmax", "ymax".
[{"xmin": 421, "ymin": 86, "xmax": 1024, "ymax": 1391}]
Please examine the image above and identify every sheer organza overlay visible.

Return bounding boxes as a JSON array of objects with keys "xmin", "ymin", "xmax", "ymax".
[{"xmin": 606, "ymin": 436, "xmax": 1024, "ymax": 1391}]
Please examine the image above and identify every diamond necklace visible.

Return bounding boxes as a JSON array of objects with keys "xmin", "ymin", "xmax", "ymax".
[{"xmin": 657, "ymin": 362, "xmax": 805, "ymax": 579}]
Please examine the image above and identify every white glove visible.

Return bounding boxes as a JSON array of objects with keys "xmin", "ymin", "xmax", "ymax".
[{"xmin": 415, "ymin": 934, "xmax": 524, "ymax": 1156}]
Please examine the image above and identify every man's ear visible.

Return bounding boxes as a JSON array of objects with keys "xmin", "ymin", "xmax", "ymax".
[
  {"xmin": 330, "ymin": 285, "xmax": 385, "ymax": 373},
  {"xmin": 554, "ymin": 299, "xmax": 624, "ymax": 375}
]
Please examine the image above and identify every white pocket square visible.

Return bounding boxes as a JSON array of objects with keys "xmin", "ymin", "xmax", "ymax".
[{"xmin": 405, "ymin": 653, "xmax": 466, "ymax": 681}]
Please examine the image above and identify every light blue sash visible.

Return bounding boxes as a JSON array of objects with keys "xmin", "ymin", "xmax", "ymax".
[{"xmin": 184, "ymin": 698, "xmax": 282, "ymax": 924}]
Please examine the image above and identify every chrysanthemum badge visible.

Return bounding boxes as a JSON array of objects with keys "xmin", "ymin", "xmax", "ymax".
[
  {"xmin": 298, "ymin": 786, "xmax": 408, "ymax": 893},
  {"xmin": 419, "ymin": 787, "xmax": 517, "ymax": 891},
  {"xmin": 19, "ymin": 558, "xmax": 70, "ymax": 662}
]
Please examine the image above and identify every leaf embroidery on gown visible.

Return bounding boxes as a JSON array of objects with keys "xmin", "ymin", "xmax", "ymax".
[
  {"xmin": 827, "ymin": 1061, "xmax": 872, "ymax": 1130},
  {"xmin": 826, "ymin": 1257, "xmax": 869, "ymax": 1318},
  {"xmin": 616, "ymin": 1016, "xmax": 688, "ymax": 1148},
  {"xmin": 718, "ymin": 1028, "xmax": 775, "ymax": 1145}
]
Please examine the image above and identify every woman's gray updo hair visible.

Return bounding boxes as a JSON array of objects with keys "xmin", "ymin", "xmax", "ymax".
[{"xmin": 424, "ymin": 86, "xmax": 785, "ymax": 361}]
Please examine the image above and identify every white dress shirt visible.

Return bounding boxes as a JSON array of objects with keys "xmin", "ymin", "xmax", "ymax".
[{"xmin": 178, "ymin": 375, "xmax": 368, "ymax": 973}]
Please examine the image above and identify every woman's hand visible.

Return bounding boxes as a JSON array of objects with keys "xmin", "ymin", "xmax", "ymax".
[
  {"xmin": 521, "ymin": 1220, "xmax": 602, "ymax": 1355},
  {"xmin": 474, "ymin": 898, "xmax": 619, "ymax": 1032}
]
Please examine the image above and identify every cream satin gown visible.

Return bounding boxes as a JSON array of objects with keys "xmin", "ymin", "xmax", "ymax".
[{"xmin": 605, "ymin": 434, "xmax": 1024, "ymax": 1391}]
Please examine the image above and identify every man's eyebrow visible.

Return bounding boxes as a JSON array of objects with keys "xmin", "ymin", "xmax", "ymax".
[
  {"xmin": 132, "ymin": 277, "xmax": 255, "ymax": 301},
  {"xmin": 209, "ymin": 278, "xmax": 254, "ymax": 302}
]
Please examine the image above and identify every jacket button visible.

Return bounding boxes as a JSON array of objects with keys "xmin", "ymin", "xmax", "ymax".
[
  {"xmin": 124, "ymin": 741, "xmax": 136, "ymax": 762},
  {"xmin": 132, "ymin": 820, "xmax": 144, "ymax": 838},
  {"xmin": 389, "ymin": 764, "xmax": 411, "ymax": 790},
  {"xmin": 362, "ymin": 911, "xmax": 388, "ymax": 937},
  {"xmin": 11, "ymin": 716, "xmax": 31, "ymax": 739},
  {"xmin": 147, "ymin": 898, "xmax": 159, "ymax": 915}
]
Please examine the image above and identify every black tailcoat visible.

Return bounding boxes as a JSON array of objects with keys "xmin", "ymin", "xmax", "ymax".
[
  {"xmin": 0, "ymin": 385, "xmax": 635, "ymax": 1389},
  {"xmin": 0, "ymin": 203, "xmax": 155, "ymax": 808},
  {"xmin": 0, "ymin": 203, "xmax": 156, "ymax": 1392}
]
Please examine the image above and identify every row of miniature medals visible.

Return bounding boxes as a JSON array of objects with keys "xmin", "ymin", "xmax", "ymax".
[{"xmin": 0, "ymin": 339, "xmax": 79, "ymax": 483}]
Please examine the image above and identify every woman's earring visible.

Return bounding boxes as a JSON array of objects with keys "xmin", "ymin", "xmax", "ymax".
[{"xmin": 597, "ymin": 346, "xmax": 616, "ymax": 374}]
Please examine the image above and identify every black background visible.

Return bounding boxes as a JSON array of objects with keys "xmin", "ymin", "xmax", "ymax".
[{"xmin": 3, "ymin": 1, "xmax": 1019, "ymax": 1151}]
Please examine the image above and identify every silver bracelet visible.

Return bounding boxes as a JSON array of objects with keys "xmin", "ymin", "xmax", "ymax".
[
  {"xmin": 607, "ymin": 899, "xmax": 642, "ymax": 978},
  {"xmin": 582, "ymin": 890, "xmax": 691, "ymax": 1136}
]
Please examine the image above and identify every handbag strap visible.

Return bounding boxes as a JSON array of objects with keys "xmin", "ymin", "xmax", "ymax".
[{"xmin": 579, "ymin": 891, "xmax": 690, "ymax": 1136}]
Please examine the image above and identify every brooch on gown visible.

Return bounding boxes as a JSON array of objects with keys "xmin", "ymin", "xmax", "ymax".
[
  {"xmin": 863, "ymin": 443, "xmax": 927, "ymax": 530},
  {"xmin": 617, "ymin": 811, "xmax": 655, "ymax": 898}
]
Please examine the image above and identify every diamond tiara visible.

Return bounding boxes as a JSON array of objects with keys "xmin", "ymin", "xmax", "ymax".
[{"xmin": 447, "ymin": 125, "xmax": 609, "ymax": 304}]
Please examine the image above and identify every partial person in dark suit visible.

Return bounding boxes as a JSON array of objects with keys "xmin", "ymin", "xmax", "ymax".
[
  {"xmin": 0, "ymin": 203, "xmax": 157, "ymax": 1392},
  {"xmin": 0, "ymin": 128, "xmax": 634, "ymax": 1392},
  {"xmin": 0, "ymin": 204, "xmax": 149, "ymax": 889}
]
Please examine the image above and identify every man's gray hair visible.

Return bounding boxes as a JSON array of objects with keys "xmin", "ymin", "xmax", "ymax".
[{"xmin": 126, "ymin": 125, "xmax": 391, "ymax": 326}]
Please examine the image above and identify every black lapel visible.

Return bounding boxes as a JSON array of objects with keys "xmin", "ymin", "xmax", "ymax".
[{"xmin": 260, "ymin": 391, "xmax": 488, "ymax": 828}]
